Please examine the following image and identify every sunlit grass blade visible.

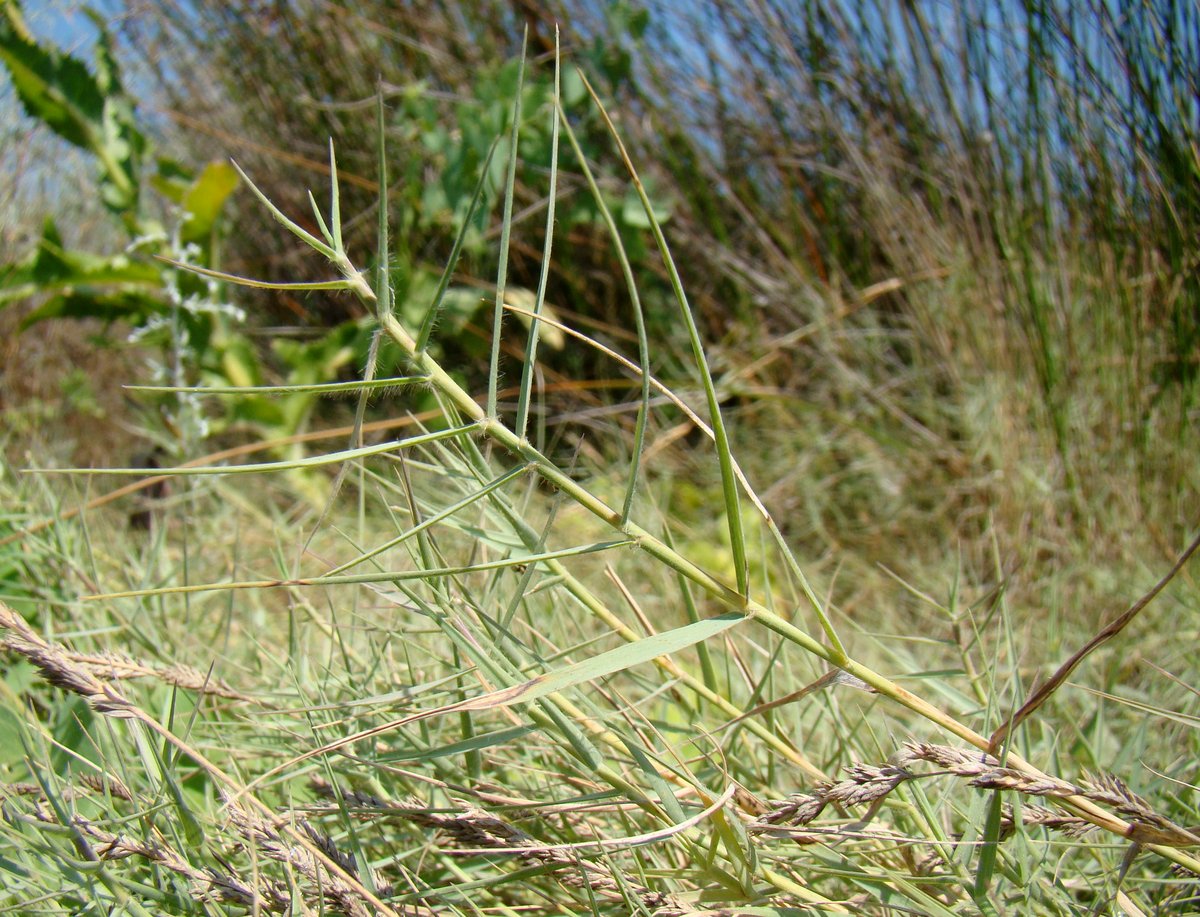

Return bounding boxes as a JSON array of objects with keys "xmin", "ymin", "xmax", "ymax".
[
  {"xmin": 514, "ymin": 30, "xmax": 560, "ymax": 442},
  {"xmin": 85, "ymin": 538, "xmax": 635, "ymax": 601},
  {"xmin": 487, "ymin": 28, "xmax": 527, "ymax": 419},
  {"xmin": 416, "ymin": 136, "xmax": 500, "ymax": 352},
  {"xmin": 33, "ymin": 425, "xmax": 476, "ymax": 476},
  {"xmin": 557, "ymin": 98, "xmax": 651, "ymax": 528},
  {"xmin": 579, "ymin": 70, "xmax": 749, "ymax": 597},
  {"xmin": 125, "ymin": 376, "xmax": 426, "ymax": 396},
  {"xmin": 155, "ymin": 258, "xmax": 356, "ymax": 292}
]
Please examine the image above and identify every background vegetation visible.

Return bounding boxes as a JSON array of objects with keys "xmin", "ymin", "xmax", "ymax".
[{"xmin": 0, "ymin": 0, "xmax": 1197, "ymax": 913}]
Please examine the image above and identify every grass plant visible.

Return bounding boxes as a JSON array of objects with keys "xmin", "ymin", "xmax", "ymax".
[{"xmin": 1, "ymin": 39, "xmax": 1198, "ymax": 915}]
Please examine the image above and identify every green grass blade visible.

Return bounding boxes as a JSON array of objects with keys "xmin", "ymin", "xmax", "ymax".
[
  {"xmin": 328, "ymin": 138, "xmax": 343, "ymax": 252},
  {"xmin": 580, "ymin": 71, "xmax": 748, "ymax": 596},
  {"xmin": 514, "ymin": 31, "xmax": 560, "ymax": 441},
  {"xmin": 375, "ymin": 86, "xmax": 392, "ymax": 320},
  {"xmin": 278, "ymin": 611, "xmax": 749, "ymax": 766},
  {"xmin": 34, "ymin": 425, "xmax": 476, "ymax": 476},
  {"xmin": 307, "ymin": 188, "xmax": 334, "ymax": 246},
  {"xmin": 86, "ymin": 539, "xmax": 635, "ymax": 601},
  {"xmin": 322, "ymin": 465, "xmax": 530, "ymax": 577},
  {"xmin": 155, "ymin": 259, "xmax": 355, "ymax": 292},
  {"xmin": 487, "ymin": 29, "xmax": 527, "ymax": 419},
  {"xmin": 662, "ymin": 524, "xmax": 718, "ymax": 693},
  {"xmin": 229, "ymin": 159, "xmax": 337, "ymax": 260},
  {"xmin": 972, "ymin": 790, "xmax": 1005, "ymax": 901},
  {"xmin": 415, "ymin": 137, "xmax": 500, "ymax": 353},
  {"xmin": 557, "ymin": 101, "xmax": 651, "ymax": 527},
  {"xmin": 124, "ymin": 376, "xmax": 425, "ymax": 397}
]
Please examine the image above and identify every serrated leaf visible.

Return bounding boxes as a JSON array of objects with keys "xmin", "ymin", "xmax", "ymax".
[
  {"xmin": 0, "ymin": 5, "xmax": 105, "ymax": 152},
  {"xmin": 0, "ymin": 4, "xmax": 143, "ymax": 214}
]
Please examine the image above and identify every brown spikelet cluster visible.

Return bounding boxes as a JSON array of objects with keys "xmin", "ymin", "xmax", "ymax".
[
  {"xmin": 999, "ymin": 803, "xmax": 1094, "ymax": 839},
  {"xmin": 752, "ymin": 759, "xmax": 916, "ymax": 834},
  {"xmin": 2, "ymin": 774, "xmax": 133, "ymax": 803},
  {"xmin": 751, "ymin": 743, "xmax": 1199, "ymax": 853},
  {"xmin": 0, "ymin": 602, "xmax": 134, "ymax": 715},
  {"xmin": 224, "ymin": 796, "xmax": 381, "ymax": 917},
  {"xmin": 0, "ymin": 602, "xmax": 251, "ymax": 703},
  {"xmin": 310, "ymin": 776, "xmax": 704, "ymax": 917},
  {"xmin": 0, "ymin": 601, "xmax": 391, "ymax": 916},
  {"xmin": 2, "ymin": 776, "xmax": 395, "ymax": 916},
  {"xmin": 1078, "ymin": 773, "xmax": 1200, "ymax": 847},
  {"xmin": 5, "ymin": 796, "xmax": 292, "ymax": 911},
  {"xmin": 1165, "ymin": 862, "xmax": 1200, "ymax": 911}
]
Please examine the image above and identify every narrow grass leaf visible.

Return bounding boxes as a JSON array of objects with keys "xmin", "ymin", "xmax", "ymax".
[
  {"xmin": 557, "ymin": 102, "xmax": 651, "ymax": 526},
  {"xmin": 155, "ymin": 259, "xmax": 354, "ymax": 292},
  {"xmin": 375, "ymin": 86, "xmax": 391, "ymax": 319},
  {"xmin": 514, "ymin": 30, "xmax": 561, "ymax": 441},
  {"xmin": 535, "ymin": 699, "xmax": 604, "ymax": 771},
  {"xmin": 416, "ymin": 137, "xmax": 500, "ymax": 352},
  {"xmin": 580, "ymin": 71, "xmax": 748, "ymax": 594},
  {"xmin": 623, "ymin": 741, "xmax": 687, "ymax": 825},
  {"xmin": 125, "ymin": 376, "xmax": 425, "ymax": 396},
  {"xmin": 86, "ymin": 539, "xmax": 634, "ymax": 600},
  {"xmin": 328, "ymin": 138, "xmax": 343, "ymax": 252},
  {"xmin": 229, "ymin": 159, "xmax": 337, "ymax": 260},
  {"xmin": 662, "ymin": 525, "xmax": 718, "ymax": 693},
  {"xmin": 323, "ymin": 465, "xmax": 529, "ymax": 576},
  {"xmin": 487, "ymin": 29, "xmax": 527, "ymax": 419},
  {"xmin": 973, "ymin": 790, "xmax": 1005, "ymax": 900},
  {"xmin": 989, "ymin": 529, "xmax": 1200, "ymax": 751},
  {"xmin": 307, "ymin": 188, "xmax": 334, "ymax": 246},
  {"xmin": 36, "ymin": 425, "xmax": 476, "ymax": 476},
  {"xmin": 378, "ymin": 724, "xmax": 537, "ymax": 763},
  {"xmin": 269, "ymin": 612, "xmax": 748, "ymax": 772}
]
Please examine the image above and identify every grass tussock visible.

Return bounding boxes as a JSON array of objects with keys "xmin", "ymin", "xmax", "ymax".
[{"xmin": 0, "ymin": 3, "xmax": 1198, "ymax": 915}]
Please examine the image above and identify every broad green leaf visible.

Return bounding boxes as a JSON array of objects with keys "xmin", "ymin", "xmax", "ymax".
[
  {"xmin": 0, "ymin": 4, "xmax": 143, "ymax": 214},
  {"xmin": 0, "ymin": 3, "xmax": 104, "ymax": 153},
  {"xmin": 0, "ymin": 220, "xmax": 164, "ymax": 320},
  {"xmin": 181, "ymin": 161, "xmax": 239, "ymax": 244},
  {"xmin": 621, "ymin": 186, "xmax": 671, "ymax": 229},
  {"xmin": 274, "ymin": 320, "xmax": 361, "ymax": 384},
  {"xmin": 150, "ymin": 157, "xmax": 194, "ymax": 203},
  {"xmin": 86, "ymin": 8, "xmax": 144, "ymax": 213},
  {"xmin": 218, "ymin": 334, "xmax": 263, "ymax": 389},
  {"xmin": 20, "ymin": 290, "xmax": 166, "ymax": 327}
]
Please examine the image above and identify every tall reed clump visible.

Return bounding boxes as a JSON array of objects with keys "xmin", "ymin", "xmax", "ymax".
[
  {"xmin": 1, "ymin": 40, "xmax": 1197, "ymax": 914},
  {"xmin": 611, "ymin": 0, "xmax": 1199, "ymax": 538}
]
